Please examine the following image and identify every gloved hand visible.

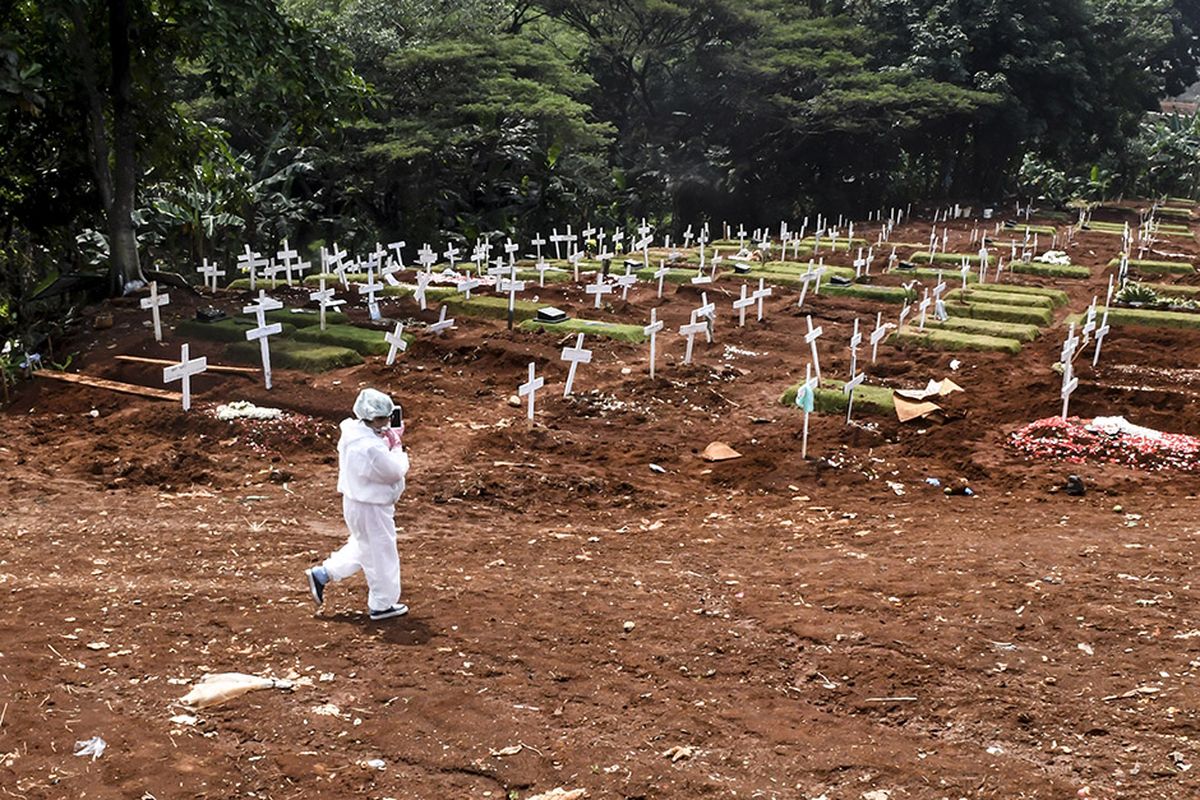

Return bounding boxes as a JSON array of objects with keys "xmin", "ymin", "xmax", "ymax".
[{"xmin": 383, "ymin": 422, "xmax": 404, "ymax": 450}]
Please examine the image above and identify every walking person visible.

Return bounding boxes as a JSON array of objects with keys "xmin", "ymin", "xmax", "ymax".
[{"xmin": 306, "ymin": 388, "xmax": 410, "ymax": 620}]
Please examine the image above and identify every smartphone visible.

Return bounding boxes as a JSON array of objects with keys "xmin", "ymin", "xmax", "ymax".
[{"xmin": 390, "ymin": 406, "xmax": 404, "ymax": 428}]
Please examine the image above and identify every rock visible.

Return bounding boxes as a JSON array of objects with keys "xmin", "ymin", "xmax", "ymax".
[
  {"xmin": 507, "ymin": 395, "xmax": 521, "ymax": 407},
  {"xmin": 701, "ymin": 441, "xmax": 742, "ymax": 462},
  {"xmin": 623, "ymin": 620, "xmax": 635, "ymax": 633}
]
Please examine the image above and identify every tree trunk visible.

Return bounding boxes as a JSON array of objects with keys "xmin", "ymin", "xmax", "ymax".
[{"xmin": 107, "ymin": 0, "xmax": 142, "ymax": 295}]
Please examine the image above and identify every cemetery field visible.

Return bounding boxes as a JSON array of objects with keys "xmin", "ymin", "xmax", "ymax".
[{"xmin": 3, "ymin": 211, "xmax": 1200, "ymax": 799}]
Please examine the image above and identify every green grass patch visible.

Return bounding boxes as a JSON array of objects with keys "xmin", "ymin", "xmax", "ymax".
[
  {"xmin": 443, "ymin": 295, "xmax": 544, "ymax": 322},
  {"xmin": 779, "ymin": 378, "xmax": 896, "ymax": 415},
  {"xmin": 911, "ymin": 251, "xmax": 983, "ymax": 266},
  {"xmin": 792, "ymin": 237, "xmax": 866, "ymax": 251},
  {"xmin": 818, "ymin": 283, "xmax": 915, "ymax": 303},
  {"xmin": 889, "ymin": 267, "xmax": 979, "ymax": 284},
  {"xmin": 635, "ymin": 267, "xmax": 716, "ymax": 285},
  {"xmin": 754, "ymin": 261, "xmax": 857, "ymax": 281},
  {"xmin": 1000, "ymin": 224, "xmax": 1056, "ymax": 236},
  {"xmin": 891, "ymin": 326, "xmax": 1022, "ymax": 354},
  {"xmin": 176, "ymin": 317, "xmax": 298, "ymax": 343},
  {"xmin": 226, "ymin": 278, "xmax": 312, "ymax": 291},
  {"xmin": 1108, "ymin": 258, "xmax": 1195, "ymax": 275},
  {"xmin": 1151, "ymin": 222, "xmax": 1193, "ymax": 235},
  {"xmin": 922, "ymin": 317, "xmax": 1041, "ymax": 341},
  {"xmin": 946, "ymin": 289, "xmax": 1054, "ymax": 309},
  {"xmin": 293, "ymin": 323, "xmax": 412, "ymax": 356},
  {"xmin": 944, "ymin": 300, "xmax": 1052, "ymax": 326},
  {"xmin": 518, "ymin": 318, "xmax": 647, "ymax": 343},
  {"xmin": 1068, "ymin": 306, "xmax": 1200, "ymax": 331},
  {"xmin": 1146, "ymin": 283, "xmax": 1200, "ymax": 298},
  {"xmin": 1008, "ymin": 261, "xmax": 1090, "ymax": 279},
  {"xmin": 1157, "ymin": 206, "xmax": 1194, "ymax": 220},
  {"xmin": 264, "ymin": 308, "xmax": 349, "ymax": 328},
  {"xmin": 226, "ymin": 338, "xmax": 364, "ymax": 372},
  {"xmin": 973, "ymin": 284, "xmax": 1069, "ymax": 306}
]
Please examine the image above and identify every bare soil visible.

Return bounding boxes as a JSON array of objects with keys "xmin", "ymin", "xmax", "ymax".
[{"xmin": 2, "ymin": 209, "xmax": 1199, "ymax": 800}]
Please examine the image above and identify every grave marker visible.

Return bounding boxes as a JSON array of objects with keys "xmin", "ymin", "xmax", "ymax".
[
  {"xmin": 654, "ymin": 260, "xmax": 669, "ymax": 298},
  {"xmin": 797, "ymin": 362, "xmax": 819, "ymax": 459},
  {"xmin": 585, "ymin": 272, "xmax": 613, "ymax": 309},
  {"xmin": 615, "ymin": 264, "xmax": 638, "ymax": 301},
  {"xmin": 518, "ymin": 362, "xmax": 543, "ymax": 421},
  {"xmin": 162, "ymin": 343, "xmax": 207, "ymax": 411},
  {"xmin": 869, "ymin": 312, "xmax": 887, "ymax": 363},
  {"xmin": 358, "ymin": 268, "xmax": 384, "ymax": 320},
  {"xmin": 243, "ymin": 290, "xmax": 284, "ymax": 389},
  {"xmin": 140, "ymin": 281, "xmax": 170, "ymax": 342},
  {"xmin": 384, "ymin": 322, "xmax": 408, "ymax": 365},
  {"xmin": 804, "ymin": 315, "xmax": 823, "ymax": 380},
  {"xmin": 498, "ymin": 267, "xmax": 526, "ymax": 330},
  {"xmin": 560, "ymin": 333, "xmax": 593, "ymax": 397},
  {"xmin": 276, "ymin": 239, "xmax": 299, "ymax": 286},
  {"xmin": 1060, "ymin": 322, "xmax": 1080, "ymax": 419},
  {"xmin": 843, "ymin": 369, "xmax": 866, "ymax": 424},
  {"xmin": 458, "ymin": 274, "xmax": 482, "ymax": 300},
  {"xmin": 643, "ymin": 308, "xmax": 664, "ymax": 379},
  {"xmin": 753, "ymin": 278, "xmax": 772, "ymax": 321},
  {"xmin": 428, "ymin": 305, "xmax": 455, "ymax": 336},
  {"xmin": 733, "ymin": 284, "xmax": 754, "ymax": 327},
  {"xmin": 198, "ymin": 258, "xmax": 225, "ymax": 291},
  {"xmin": 679, "ymin": 319, "xmax": 708, "ymax": 365}
]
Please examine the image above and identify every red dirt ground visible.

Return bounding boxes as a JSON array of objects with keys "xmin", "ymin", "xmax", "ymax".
[{"xmin": 2, "ymin": 207, "xmax": 1199, "ymax": 800}]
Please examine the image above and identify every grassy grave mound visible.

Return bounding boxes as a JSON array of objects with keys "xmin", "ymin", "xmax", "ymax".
[
  {"xmin": 923, "ymin": 316, "xmax": 1042, "ymax": 341},
  {"xmin": 817, "ymin": 283, "xmax": 915, "ymax": 303},
  {"xmin": 944, "ymin": 300, "xmax": 1052, "ymax": 326},
  {"xmin": 379, "ymin": 284, "xmax": 460, "ymax": 301},
  {"xmin": 518, "ymin": 318, "xmax": 647, "ymax": 343},
  {"xmin": 294, "ymin": 323, "xmax": 412, "ymax": 356},
  {"xmin": 634, "ymin": 267, "xmax": 716, "ymax": 285},
  {"xmin": 1008, "ymin": 261, "xmax": 1090, "ymax": 279},
  {"xmin": 226, "ymin": 338, "xmax": 364, "ymax": 372},
  {"xmin": 1069, "ymin": 306, "xmax": 1200, "ymax": 331},
  {"xmin": 443, "ymin": 295, "xmax": 544, "ymax": 322},
  {"xmin": 911, "ymin": 251, "xmax": 983, "ymax": 266},
  {"xmin": 889, "ymin": 267, "xmax": 979, "ymax": 284},
  {"xmin": 176, "ymin": 317, "xmax": 298, "ymax": 343},
  {"xmin": 973, "ymin": 284, "xmax": 1069, "ymax": 306},
  {"xmin": 1000, "ymin": 223, "xmax": 1056, "ymax": 236},
  {"xmin": 891, "ymin": 325, "xmax": 1022, "ymax": 354},
  {"xmin": 1147, "ymin": 283, "xmax": 1200, "ymax": 298},
  {"xmin": 1107, "ymin": 258, "xmax": 1195, "ymax": 275},
  {"xmin": 264, "ymin": 308, "xmax": 349, "ymax": 328},
  {"xmin": 754, "ymin": 261, "xmax": 857, "ymax": 281},
  {"xmin": 946, "ymin": 288, "xmax": 1054, "ymax": 309},
  {"xmin": 779, "ymin": 378, "xmax": 896, "ymax": 415},
  {"xmin": 1157, "ymin": 206, "xmax": 1195, "ymax": 221},
  {"xmin": 226, "ymin": 278, "xmax": 310, "ymax": 291},
  {"xmin": 1150, "ymin": 222, "xmax": 1193, "ymax": 235}
]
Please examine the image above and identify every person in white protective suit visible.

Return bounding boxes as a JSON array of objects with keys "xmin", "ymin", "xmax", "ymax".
[{"xmin": 305, "ymin": 388, "xmax": 410, "ymax": 620}]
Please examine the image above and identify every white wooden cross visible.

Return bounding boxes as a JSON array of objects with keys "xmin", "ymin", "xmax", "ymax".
[
  {"xmin": 848, "ymin": 318, "xmax": 862, "ymax": 377},
  {"xmin": 197, "ymin": 258, "xmax": 225, "ymax": 291},
  {"xmin": 162, "ymin": 343, "xmax": 206, "ymax": 411},
  {"xmin": 568, "ymin": 250, "xmax": 586, "ymax": 283},
  {"xmin": 563, "ymin": 224, "xmax": 575, "ymax": 259},
  {"xmin": 733, "ymin": 283, "xmax": 755, "ymax": 327},
  {"xmin": 518, "ymin": 361, "xmax": 543, "ymax": 421},
  {"xmin": 682, "ymin": 224, "xmax": 694, "ymax": 249},
  {"xmin": 358, "ymin": 268, "xmax": 384, "ymax": 320},
  {"xmin": 933, "ymin": 274, "xmax": 948, "ymax": 320},
  {"xmin": 1092, "ymin": 307, "xmax": 1111, "ymax": 367},
  {"xmin": 752, "ymin": 278, "xmax": 772, "ymax": 321},
  {"xmin": 634, "ymin": 235, "xmax": 653, "ymax": 270},
  {"xmin": 797, "ymin": 362, "xmax": 819, "ymax": 459},
  {"xmin": 140, "ymin": 281, "xmax": 170, "ymax": 342},
  {"xmin": 237, "ymin": 245, "xmax": 270, "ymax": 291},
  {"xmin": 1081, "ymin": 297, "xmax": 1098, "ymax": 342},
  {"xmin": 243, "ymin": 290, "xmax": 284, "ymax": 390},
  {"xmin": 418, "ymin": 244, "xmax": 438, "ymax": 273},
  {"xmin": 585, "ymin": 272, "xmax": 613, "ymax": 309},
  {"xmin": 275, "ymin": 239, "xmax": 299, "ymax": 286},
  {"xmin": 696, "ymin": 228, "xmax": 709, "ymax": 270},
  {"xmin": 804, "ymin": 315, "xmax": 823, "ymax": 380},
  {"xmin": 853, "ymin": 247, "xmax": 867, "ymax": 278},
  {"xmin": 1060, "ymin": 322, "xmax": 1080, "ymax": 419},
  {"xmin": 550, "ymin": 228, "xmax": 565, "ymax": 260},
  {"xmin": 531, "ymin": 234, "xmax": 546, "ymax": 263},
  {"xmin": 615, "ymin": 264, "xmax": 638, "ymax": 301},
  {"xmin": 443, "ymin": 243, "xmax": 461, "ymax": 271},
  {"xmin": 679, "ymin": 318, "xmax": 708, "ymax": 365},
  {"xmin": 308, "ymin": 276, "xmax": 345, "ymax": 331},
  {"xmin": 582, "ymin": 226, "xmax": 597, "ymax": 253},
  {"xmin": 560, "ymin": 333, "xmax": 592, "ymax": 397},
  {"xmin": 643, "ymin": 308, "xmax": 664, "ymax": 379},
  {"xmin": 384, "ymin": 322, "xmax": 407, "ymax": 366},
  {"xmin": 612, "ymin": 228, "xmax": 624, "ymax": 254},
  {"xmin": 535, "ymin": 259, "xmax": 552, "ymax": 288},
  {"xmin": 498, "ymin": 267, "xmax": 526, "ymax": 318},
  {"xmin": 458, "ymin": 274, "xmax": 482, "ymax": 300},
  {"xmin": 327, "ymin": 243, "xmax": 348, "ymax": 285},
  {"xmin": 504, "ymin": 238, "xmax": 520, "ymax": 266},
  {"xmin": 843, "ymin": 368, "xmax": 866, "ymax": 425},
  {"xmin": 869, "ymin": 312, "xmax": 887, "ymax": 363},
  {"xmin": 387, "ymin": 240, "xmax": 406, "ymax": 271},
  {"xmin": 917, "ymin": 288, "xmax": 932, "ymax": 331},
  {"xmin": 412, "ymin": 270, "xmax": 433, "ymax": 311},
  {"xmin": 654, "ymin": 260, "xmax": 669, "ymax": 298},
  {"xmin": 694, "ymin": 292, "xmax": 716, "ymax": 342},
  {"xmin": 428, "ymin": 304, "xmax": 455, "ymax": 336}
]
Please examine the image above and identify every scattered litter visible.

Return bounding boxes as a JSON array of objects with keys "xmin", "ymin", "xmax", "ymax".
[
  {"xmin": 895, "ymin": 378, "xmax": 963, "ymax": 401},
  {"xmin": 1011, "ymin": 416, "xmax": 1200, "ymax": 471},
  {"xmin": 924, "ymin": 477, "xmax": 941, "ymax": 487},
  {"xmin": 1170, "ymin": 751, "xmax": 1192, "ymax": 772},
  {"xmin": 359, "ymin": 758, "xmax": 386, "ymax": 770},
  {"xmin": 701, "ymin": 441, "xmax": 742, "ymax": 462},
  {"xmin": 180, "ymin": 673, "xmax": 294, "ymax": 708},
  {"xmin": 662, "ymin": 744, "xmax": 695, "ymax": 762},
  {"xmin": 1034, "ymin": 250, "xmax": 1072, "ymax": 265},
  {"xmin": 1077, "ymin": 643, "xmax": 1094, "ymax": 656},
  {"xmin": 1102, "ymin": 686, "xmax": 1161, "ymax": 701},
  {"xmin": 949, "ymin": 359, "xmax": 961, "ymax": 371},
  {"xmin": 649, "ymin": 463, "xmax": 667, "ymax": 474},
  {"xmin": 168, "ymin": 714, "xmax": 198, "ymax": 726},
  {"xmin": 862, "ymin": 790, "xmax": 891, "ymax": 800},
  {"xmin": 311, "ymin": 703, "xmax": 342, "ymax": 717},
  {"xmin": 885, "ymin": 481, "xmax": 905, "ymax": 496},
  {"xmin": 86, "ymin": 641, "xmax": 110, "ymax": 651},
  {"xmin": 489, "ymin": 744, "xmax": 523, "ymax": 757},
  {"xmin": 526, "ymin": 789, "xmax": 587, "ymax": 800},
  {"xmin": 894, "ymin": 396, "xmax": 941, "ymax": 423},
  {"xmin": 73, "ymin": 736, "xmax": 106, "ymax": 761},
  {"xmin": 1065, "ymin": 474, "xmax": 1086, "ymax": 495},
  {"xmin": 214, "ymin": 401, "xmax": 283, "ymax": 421}
]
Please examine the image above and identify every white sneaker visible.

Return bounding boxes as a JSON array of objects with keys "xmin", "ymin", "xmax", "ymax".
[{"xmin": 368, "ymin": 604, "xmax": 409, "ymax": 621}]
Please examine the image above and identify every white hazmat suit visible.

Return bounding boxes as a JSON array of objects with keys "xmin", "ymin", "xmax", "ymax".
[{"xmin": 320, "ymin": 416, "xmax": 409, "ymax": 612}]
